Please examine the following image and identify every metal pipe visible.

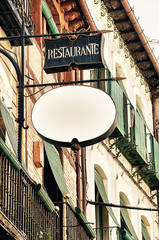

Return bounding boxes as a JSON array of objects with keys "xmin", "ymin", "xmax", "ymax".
[
  {"xmin": 0, "ymin": 48, "xmax": 21, "ymax": 78},
  {"xmin": 75, "ymin": 68, "xmax": 80, "ymax": 83},
  {"xmin": 81, "ymin": 147, "xmax": 86, "ymax": 214},
  {"xmin": 74, "ymin": 68, "xmax": 81, "ymax": 209},
  {"xmin": 0, "ymin": 30, "xmax": 111, "ymax": 41},
  {"xmin": 23, "ymin": 77, "xmax": 125, "ymax": 88},
  {"xmin": 79, "ymin": 69, "xmax": 87, "ymax": 214},
  {"xmin": 78, "ymin": 0, "xmax": 97, "ymax": 30},
  {"xmin": 87, "ymin": 200, "xmax": 159, "ymax": 212},
  {"xmin": 17, "ymin": 16, "xmax": 28, "ymax": 165},
  {"xmin": 76, "ymin": 152, "xmax": 81, "ymax": 209},
  {"xmin": 42, "ymin": 0, "xmax": 60, "ymax": 38},
  {"xmin": 152, "ymin": 98, "xmax": 157, "ymax": 139}
]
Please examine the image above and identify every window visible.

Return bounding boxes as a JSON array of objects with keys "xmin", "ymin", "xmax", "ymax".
[
  {"xmin": 95, "ymin": 184, "xmax": 109, "ymax": 240},
  {"xmin": 108, "ymin": 80, "xmax": 126, "ymax": 137},
  {"xmin": 134, "ymin": 109, "xmax": 147, "ymax": 163},
  {"xmin": 0, "ymin": 99, "xmax": 17, "ymax": 155},
  {"xmin": 119, "ymin": 195, "xmax": 138, "ymax": 240},
  {"xmin": 120, "ymin": 198, "xmax": 133, "ymax": 240},
  {"xmin": 90, "ymin": 67, "xmax": 111, "ymax": 91},
  {"xmin": 95, "ymin": 168, "xmax": 120, "ymax": 239},
  {"xmin": 44, "ymin": 149, "xmax": 62, "ymax": 203},
  {"xmin": 141, "ymin": 219, "xmax": 151, "ymax": 240},
  {"xmin": 0, "ymin": 111, "xmax": 5, "ymax": 141}
]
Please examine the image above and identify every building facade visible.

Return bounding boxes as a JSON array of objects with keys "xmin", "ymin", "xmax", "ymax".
[{"xmin": 0, "ymin": 0, "xmax": 159, "ymax": 239}]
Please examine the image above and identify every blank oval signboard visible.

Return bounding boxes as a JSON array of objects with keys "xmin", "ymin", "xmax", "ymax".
[{"xmin": 32, "ymin": 85, "xmax": 117, "ymax": 147}]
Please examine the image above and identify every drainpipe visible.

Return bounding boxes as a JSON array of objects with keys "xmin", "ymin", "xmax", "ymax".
[
  {"xmin": 78, "ymin": 0, "xmax": 97, "ymax": 31},
  {"xmin": 79, "ymin": 69, "xmax": 87, "ymax": 214},
  {"xmin": 152, "ymin": 98, "xmax": 157, "ymax": 139},
  {"xmin": 152, "ymin": 97, "xmax": 159, "ymax": 222},
  {"xmin": 42, "ymin": 0, "xmax": 60, "ymax": 37},
  {"xmin": 74, "ymin": 68, "xmax": 82, "ymax": 209},
  {"xmin": 120, "ymin": 0, "xmax": 159, "ymax": 75},
  {"xmin": 81, "ymin": 147, "xmax": 87, "ymax": 215},
  {"xmin": 76, "ymin": 151, "xmax": 81, "ymax": 209}
]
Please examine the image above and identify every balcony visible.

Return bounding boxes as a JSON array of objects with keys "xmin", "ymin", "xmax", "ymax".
[
  {"xmin": 115, "ymin": 117, "xmax": 147, "ymax": 167},
  {"xmin": 135, "ymin": 135, "xmax": 159, "ymax": 190},
  {"xmin": 0, "ymin": 146, "xmax": 61, "ymax": 239},
  {"xmin": 108, "ymin": 81, "xmax": 148, "ymax": 166},
  {"xmin": 0, "ymin": 137, "xmax": 94, "ymax": 239},
  {"xmin": 0, "ymin": 0, "xmax": 34, "ymax": 46}
]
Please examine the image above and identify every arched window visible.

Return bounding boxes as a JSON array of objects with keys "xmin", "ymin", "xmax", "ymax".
[
  {"xmin": 120, "ymin": 193, "xmax": 138, "ymax": 240},
  {"xmin": 116, "ymin": 63, "xmax": 127, "ymax": 91},
  {"xmin": 95, "ymin": 167, "xmax": 109, "ymax": 239},
  {"xmin": 95, "ymin": 167, "xmax": 120, "ymax": 239},
  {"xmin": 141, "ymin": 216, "xmax": 151, "ymax": 240},
  {"xmin": 136, "ymin": 95, "xmax": 145, "ymax": 120},
  {"xmin": 90, "ymin": 66, "xmax": 111, "ymax": 91},
  {"xmin": 0, "ymin": 111, "xmax": 5, "ymax": 141}
]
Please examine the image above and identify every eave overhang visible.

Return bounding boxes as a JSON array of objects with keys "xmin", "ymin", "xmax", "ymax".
[{"xmin": 104, "ymin": 0, "xmax": 159, "ymax": 95}]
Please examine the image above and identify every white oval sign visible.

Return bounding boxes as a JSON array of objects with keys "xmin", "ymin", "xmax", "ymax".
[{"xmin": 32, "ymin": 85, "xmax": 117, "ymax": 147}]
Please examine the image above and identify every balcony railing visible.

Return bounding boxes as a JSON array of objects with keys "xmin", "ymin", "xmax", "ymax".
[
  {"xmin": 65, "ymin": 204, "xmax": 91, "ymax": 240},
  {"xmin": 12, "ymin": 0, "xmax": 33, "ymax": 29},
  {"xmin": 0, "ymin": 152, "xmax": 60, "ymax": 240},
  {"xmin": 95, "ymin": 227, "xmax": 121, "ymax": 240},
  {"xmin": 0, "ymin": 140, "xmax": 94, "ymax": 239},
  {"xmin": 0, "ymin": 0, "xmax": 34, "ymax": 46}
]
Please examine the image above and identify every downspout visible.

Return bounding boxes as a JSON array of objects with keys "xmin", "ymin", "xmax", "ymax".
[
  {"xmin": 78, "ymin": 0, "xmax": 97, "ymax": 31},
  {"xmin": 76, "ymin": 152, "xmax": 81, "ymax": 209},
  {"xmin": 42, "ymin": 0, "xmax": 60, "ymax": 37},
  {"xmin": 79, "ymin": 69, "xmax": 87, "ymax": 214},
  {"xmin": 152, "ymin": 98, "xmax": 157, "ymax": 139},
  {"xmin": 120, "ymin": 0, "xmax": 159, "ymax": 75},
  {"xmin": 152, "ymin": 97, "xmax": 159, "ymax": 222},
  {"xmin": 81, "ymin": 147, "xmax": 87, "ymax": 215},
  {"xmin": 74, "ymin": 68, "xmax": 82, "ymax": 209}
]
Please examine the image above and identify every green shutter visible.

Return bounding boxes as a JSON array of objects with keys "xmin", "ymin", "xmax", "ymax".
[
  {"xmin": 110, "ymin": 81, "xmax": 125, "ymax": 136},
  {"xmin": 34, "ymin": 184, "xmax": 55, "ymax": 212},
  {"xmin": 44, "ymin": 141, "xmax": 74, "ymax": 208},
  {"xmin": 0, "ymin": 98, "xmax": 17, "ymax": 155},
  {"xmin": 106, "ymin": 69, "xmax": 111, "ymax": 93},
  {"xmin": 153, "ymin": 137, "xmax": 159, "ymax": 179},
  {"xmin": 0, "ymin": 137, "xmax": 21, "ymax": 171},
  {"xmin": 135, "ymin": 111, "xmax": 147, "ymax": 163},
  {"xmin": 121, "ymin": 228, "xmax": 134, "ymax": 240},
  {"xmin": 120, "ymin": 199, "xmax": 139, "ymax": 240},
  {"xmin": 75, "ymin": 207, "xmax": 96, "ymax": 239},
  {"xmin": 141, "ymin": 222, "xmax": 151, "ymax": 240},
  {"xmin": 90, "ymin": 69, "xmax": 99, "ymax": 88},
  {"xmin": 95, "ymin": 169, "xmax": 120, "ymax": 227}
]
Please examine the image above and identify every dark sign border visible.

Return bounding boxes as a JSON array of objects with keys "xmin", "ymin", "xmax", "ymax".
[{"xmin": 44, "ymin": 33, "xmax": 104, "ymax": 73}]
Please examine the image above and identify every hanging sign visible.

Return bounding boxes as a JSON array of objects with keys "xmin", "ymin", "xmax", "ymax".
[
  {"xmin": 44, "ymin": 34, "xmax": 105, "ymax": 73},
  {"xmin": 32, "ymin": 85, "xmax": 117, "ymax": 148}
]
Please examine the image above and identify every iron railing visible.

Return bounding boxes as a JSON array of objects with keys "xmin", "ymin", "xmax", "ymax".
[
  {"xmin": 12, "ymin": 0, "xmax": 34, "ymax": 30},
  {"xmin": 0, "ymin": 153, "xmax": 60, "ymax": 240},
  {"xmin": 95, "ymin": 227, "xmax": 121, "ymax": 240},
  {"xmin": 65, "ymin": 204, "xmax": 90, "ymax": 240},
  {"xmin": 0, "ymin": 151, "xmax": 93, "ymax": 240}
]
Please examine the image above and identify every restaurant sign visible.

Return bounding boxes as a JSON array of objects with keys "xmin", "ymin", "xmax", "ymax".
[{"xmin": 44, "ymin": 34, "xmax": 105, "ymax": 73}]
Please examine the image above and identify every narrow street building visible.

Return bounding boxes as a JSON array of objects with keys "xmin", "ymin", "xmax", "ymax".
[{"xmin": 0, "ymin": 1, "xmax": 159, "ymax": 239}]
